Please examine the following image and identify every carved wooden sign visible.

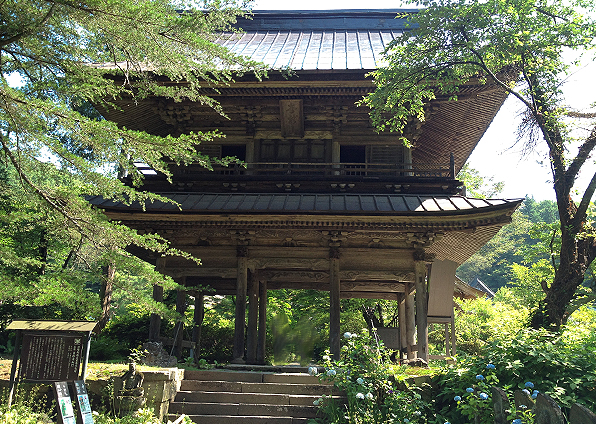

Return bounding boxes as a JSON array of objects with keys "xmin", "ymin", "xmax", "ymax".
[{"xmin": 20, "ymin": 333, "xmax": 84, "ymax": 381}]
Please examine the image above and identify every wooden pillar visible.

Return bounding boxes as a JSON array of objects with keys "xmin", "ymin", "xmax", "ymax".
[
  {"xmin": 398, "ymin": 293, "xmax": 407, "ymax": 359},
  {"xmin": 256, "ymin": 279, "xmax": 268, "ymax": 365},
  {"xmin": 415, "ymin": 259, "xmax": 429, "ymax": 361},
  {"xmin": 329, "ymin": 247, "xmax": 341, "ymax": 360},
  {"xmin": 405, "ymin": 283, "xmax": 416, "ymax": 359},
  {"xmin": 149, "ymin": 257, "xmax": 166, "ymax": 342},
  {"xmin": 246, "ymin": 275, "xmax": 259, "ymax": 364},
  {"xmin": 173, "ymin": 279, "xmax": 187, "ymax": 359},
  {"xmin": 192, "ymin": 292, "xmax": 204, "ymax": 363},
  {"xmin": 233, "ymin": 246, "xmax": 248, "ymax": 363},
  {"xmin": 149, "ymin": 284, "xmax": 163, "ymax": 342}
]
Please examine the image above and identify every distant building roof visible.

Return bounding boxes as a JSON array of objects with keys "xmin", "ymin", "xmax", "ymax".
[
  {"xmin": 217, "ymin": 9, "xmax": 416, "ymax": 70},
  {"xmin": 469, "ymin": 278, "xmax": 496, "ymax": 298},
  {"xmin": 454, "ymin": 276, "xmax": 487, "ymax": 300}
]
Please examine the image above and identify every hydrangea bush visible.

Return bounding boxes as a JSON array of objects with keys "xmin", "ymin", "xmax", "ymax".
[{"xmin": 310, "ymin": 331, "xmax": 428, "ymax": 424}]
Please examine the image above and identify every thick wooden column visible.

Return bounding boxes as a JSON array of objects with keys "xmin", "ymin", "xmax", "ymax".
[
  {"xmin": 233, "ymin": 246, "xmax": 249, "ymax": 363},
  {"xmin": 329, "ymin": 247, "xmax": 341, "ymax": 360},
  {"xmin": 192, "ymin": 292, "xmax": 204, "ymax": 363},
  {"xmin": 149, "ymin": 257, "xmax": 166, "ymax": 342},
  {"xmin": 173, "ymin": 278, "xmax": 187, "ymax": 359},
  {"xmin": 256, "ymin": 279, "xmax": 267, "ymax": 365},
  {"xmin": 414, "ymin": 257, "xmax": 429, "ymax": 361},
  {"xmin": 246, "ymin": 275, "xmax": 259, "ymax": 364},
  {"xmin": 405, "ymin": 283, "xmax": 416, "ymax": 359},
  {"xmin": 398, "ymin": 293, "xmax": 407, "ymax": 359}
]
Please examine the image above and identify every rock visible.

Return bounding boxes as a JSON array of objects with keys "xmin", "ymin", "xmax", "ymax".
[
  {"xmin": 401, "ymin": 358, "xmax": 428, "ymax": 368},
  {"xmin": 141, "ymin": 342, "xmax": 178, "ymax": 367}
]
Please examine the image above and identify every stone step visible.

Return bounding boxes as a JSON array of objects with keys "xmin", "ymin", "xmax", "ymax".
[
  {"xmin": 169, "ymin": 401, "xmax": 317, "ymax": 418},
  {"xmin": 183, "ymin": 370, "xmax": 324, "ymax": 385},
  {"xmin": 169, "ymin": 415, "xmax": 311, "ymax": 424},
  {"xmin": 175, "ymin": 390, "xmax": 324, "ymax": 406},
  {"xmin": 180, "ymin": 380, "xmax": 336, "ymax": 396},
  {"xmin": 183, "ymin": 369, "xmax": 265, "ymax": 383}
]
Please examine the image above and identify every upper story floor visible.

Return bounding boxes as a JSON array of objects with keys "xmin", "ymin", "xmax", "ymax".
[{"xmin": 99, "ymin": 10, "xmax": 509, "ymax": 196}]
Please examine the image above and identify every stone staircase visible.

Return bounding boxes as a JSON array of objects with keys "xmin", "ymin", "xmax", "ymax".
[{"xmin": 169, "ymin": 368, "xmax": 342, "ymax": 424}]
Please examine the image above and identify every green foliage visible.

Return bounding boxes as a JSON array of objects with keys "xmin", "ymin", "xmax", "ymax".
[
  {"xmin": 453, "ymin": 293, "xmax": 528, "ymax": 355},
  {"xmin": 366, "ymin": 0, "xmax": 596, "ymax": 329},
  {"xmin": 457, "ymin": 163, "xmax": 504, "ymax": 199},
  {"xmin": 313, "ymin": 331, "xmax": 428, "ymax": 424}
]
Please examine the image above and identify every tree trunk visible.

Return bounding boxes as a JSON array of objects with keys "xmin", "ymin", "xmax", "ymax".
[
  {"xmin": 531, "ymin": 228, "xmax": 596, "ymax": 330},
  {"xmin": 97, "ymin": 261, "xmax": 115, "ymax": 333}
]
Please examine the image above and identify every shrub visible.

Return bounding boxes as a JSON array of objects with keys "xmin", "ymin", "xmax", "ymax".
[{"xmin": 313, "ymin": 331, "xmax": 428, "ymax": 424}]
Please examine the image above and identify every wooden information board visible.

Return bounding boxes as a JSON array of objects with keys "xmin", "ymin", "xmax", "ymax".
[{"xmin": 20, "ymin": 333, "xmax": 84, "ymax": 381}]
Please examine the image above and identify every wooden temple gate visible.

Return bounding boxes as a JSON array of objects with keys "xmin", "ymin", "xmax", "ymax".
[{"xmin": 90, "ymin": 9, "xmax": 522, "ymax": 364}]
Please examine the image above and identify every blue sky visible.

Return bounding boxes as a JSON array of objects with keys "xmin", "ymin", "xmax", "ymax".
[{"xmin": 252, "ymin": 0, "xmax": 596, "ymax": 201}]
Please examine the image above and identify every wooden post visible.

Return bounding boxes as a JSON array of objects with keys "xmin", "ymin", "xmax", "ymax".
[
  {"xmin": 246, "ymin": 275, "xmax": 259, "ymax": 364},
  {"xmin": 173, "ymin": 280, "xmax": 187, "ymax": 359},
  {"xmin": 192, "ymin": 292, "xmax": 204, "ymax": 363},
  {"xmin": 329, "ymin": 247, "xmax": 341, "ymax": 360},
  {"xmin": 415, "ymin": 260, "xmax": 428, "ymax": 361},
  {"xmin": 398, "ymin": 293, "xmax": 406, "ymax": 359},
  {"xmin": 405, "ymin": 284, "xmax": 416, "ymax": 359},
  {"xmin": 149, "ymin": 257, "xmax": 166, "ymax": 342},
  {"xmin": 256, "ymin": 279, "xmax": 268, "ymax": 364},
  {"xmin": 233, "ymin": 246, "xmax": 249, "ymax": 363}
]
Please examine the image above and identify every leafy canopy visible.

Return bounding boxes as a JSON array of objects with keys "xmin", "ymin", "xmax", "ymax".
[
  {"xmin": 365, "ymin": 0, "xmax": 596, "ymax": 137},
  {"xmin": 0, "ymin": 0, "xmax": 265, "ymax": 319}
]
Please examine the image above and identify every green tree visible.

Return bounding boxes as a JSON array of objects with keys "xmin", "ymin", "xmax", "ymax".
[
  {"xmin": 364, "ymin": 0, "xmax": 596, "ymax": 330},
  {"xmin": 0, "ymin": 0, "xmax": 265, "ymax": 328}
]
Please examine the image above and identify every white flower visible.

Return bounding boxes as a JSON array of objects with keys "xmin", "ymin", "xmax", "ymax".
[
  {"xmin": 366, "ymin": 392, "xmax": 374, "ymax": 400},
  {"xmin": 313, "ymin": 398, "xmax": 321, "ymax": 406},
  {"xmin": 323, "ymin": 355, "xmax": 331, "ymax": 361},
  {"xmin": 308, "ymin": 366, "xmax": 318, "ymax": 376},
  {"xmin": 356, "ymin": 392, "xmax": 365, "ymax": 399},
  {"xmin": 344, "ymin": 332, "xmax": 352, "ymax": 339}
]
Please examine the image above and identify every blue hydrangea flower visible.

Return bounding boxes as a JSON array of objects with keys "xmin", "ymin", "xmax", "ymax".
[
  {"xmin": 308, "ymin": 367, "xmax": 318, "ymax": 376},
  {"xmin": 356, "ymin": 392, "xmax": 365, "ymax": 399},
  {"xmin": 313, "ymin": 398, "xmax": 321, "ymax": 406},
  {"xmin": 476, "ymin": 374, "xmax": 485, "ymax": 380},
  {"xmin": 327, "ymin": 369, "xmax": 337, "ymax": 376},
  {"xmin": 519, "ymin": 405, "xmax": 527, "ymax": 409},
  {"xmin": 479, "ymin": 393, "xmax": 488, "ymax": 400},
  {"xmin": 357, "ymin": 377, "xmax": 364, "ymax": 385},
  {"xmin": 525, "ymin": 382, "xmax": 534, "ymax": 389},
  {"xmin": 512, "ymin": 419, "xmax": 522, "ymax": 424},
  {"xmin": 486, "ymin": 364, "xmax": 496, "ymax": 369},
  {"xmin": 466, "ymin": 387, "xmax": 474, "ymax": 393},
  {"xmin": 444, "ymin": 422, "xmax": 451, "ymax": 424},
  {"xmin": 404, "ymin": 420, "xmax": 410, "ymax": 424},
  {"xmin": 343, "ymin": 332, "xmax": 352, "ymax": 339},
  {"xmin": 454, "ymin": 396, "xmax": 462, "ymax": 402},
  {"xmin": 532, "ymin": 390, "xmax": 539, "ymax": 399}
]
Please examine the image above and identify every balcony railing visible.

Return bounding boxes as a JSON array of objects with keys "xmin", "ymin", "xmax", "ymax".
[{"xmin": 210, "ymin": 161, "xmax": 455, "ymax": 179}]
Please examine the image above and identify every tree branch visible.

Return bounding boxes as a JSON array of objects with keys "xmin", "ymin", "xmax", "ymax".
[
  {"xmin": 0, "ymin": 4, "xmax": 56, "ymax": 48},
  {"xmin": 565, "ymin": 126, "xmax": 596, "ymax": 184}
]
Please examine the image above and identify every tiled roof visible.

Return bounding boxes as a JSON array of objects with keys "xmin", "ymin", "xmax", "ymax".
[
  {"xmin": 217, "ymin": 10, "xmax": 415, "ymax": 70},
  {"xmin": 88, "ymin": 193, "xmax": 522, "ymax": 215}
]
